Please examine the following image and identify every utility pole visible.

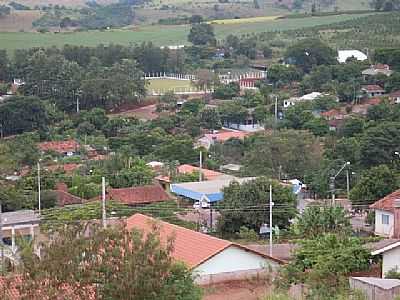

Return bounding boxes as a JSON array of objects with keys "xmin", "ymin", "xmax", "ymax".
[
  {"xmin": 76, "ymin": 96, "xmax": 80, "ymax": 113},
  {"xmin": 346, "ymin": 169, "xmax": 350, "ymax": 200},
  {"xmin": 37, "ymin": 162, "xmax": 41, "ymax": 215},
  {"xmin": 269, "ymin": 185, "xmax": 273, "ymax": 257},
  {"xmin": 274, "ymin": 95, "xmax": 278, "ymax": 124},
  {"xmin": 0, "ymin": 123, "xmax": 3, "ymax": 139},
  {"xmin": 199, "ymin": 151, "xmax": 203, "ymax": 182},
  {"xmin": 102, "ymin": 177, "xmax": 106, "ymax": 229}
]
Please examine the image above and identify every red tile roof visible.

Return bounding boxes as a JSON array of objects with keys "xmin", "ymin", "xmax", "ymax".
[
  {"xmin": 38, "ymin": 140, "xmax": 79, "ymax": 154},
  {"xmin": 361, "ymin": 85, "xmax": 385, "ymax": 92},
  {"xmin": 370, "ymin": 189, "xmax": 400, "ymax": 212},
  {"xmin": 105, "ymin": 185, "xmax": 170, "ymax": 205},
  {"xmin": 204, "ymin": 131, "xmax": 249, "ymax": 142},
  {"xmin": 125, "ymin": 214, "xmax": 283, "ymax": 268},
  {"xmin": 320, "ymin": 109, "xmax": 344, "ymax": 119},
  {"xmin": 178, "ymin": 164, "xmax": 224, "ymax": 181},
  {"xmin": 363, "ymin": 97, "xmax": 382, "ymax": 105},
  {"xmin": 373, "ymin": 63, "xmax": 390, "ymax": 70},
  {"xmin": 390, "ymin": 90, "xmax": 400, "ymax": 97}
]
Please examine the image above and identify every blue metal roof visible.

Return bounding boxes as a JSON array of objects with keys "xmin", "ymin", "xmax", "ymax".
[{"xmin": 170, "ymin": 184, "xmax": 223, "ymax": 203}]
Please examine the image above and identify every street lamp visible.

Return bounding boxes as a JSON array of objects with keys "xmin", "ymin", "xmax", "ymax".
[{"xmin": 330, "ymin": 161, "xmax": 350, "ymax": 205}]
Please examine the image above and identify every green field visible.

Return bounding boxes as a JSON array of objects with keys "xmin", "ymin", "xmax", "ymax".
[
  {"xmin": 0, "ymin": 13, "xmax": 374, "ymax": 53},
  {"xmin": 147, "ymin": 78, "xmax": 194, "ymax": 93}
]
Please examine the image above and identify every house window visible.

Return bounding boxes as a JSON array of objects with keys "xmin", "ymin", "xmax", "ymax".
[{"xmin": 382, "ymin": 214, "xmax": 390, "ymax": 225}]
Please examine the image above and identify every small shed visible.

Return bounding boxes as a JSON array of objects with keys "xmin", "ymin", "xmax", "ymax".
[{"xmin": 349, "ymin": 277, "xmax": 400, "ymax": 300}]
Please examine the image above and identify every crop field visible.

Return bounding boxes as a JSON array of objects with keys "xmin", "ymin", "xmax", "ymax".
[
  {"xmin": 147, "ymin": 78, "xmax": 194, "ymax": 93},
  {"xmin": 208, "ymin": 15, "xmax": 282, "ymax": 25},
  {"xmin": 0, "ymin": 13, "xmax": 374, "ymax": 54}
]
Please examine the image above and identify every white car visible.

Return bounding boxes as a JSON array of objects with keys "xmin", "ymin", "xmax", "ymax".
[{"xmin": 193, "ymin": 201, "xmax": 210, "ymax": 209}]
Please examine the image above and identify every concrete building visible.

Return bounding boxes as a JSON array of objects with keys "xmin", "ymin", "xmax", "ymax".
[
  {"xmin": 337, "ymin": 50, "xmax": 368, "ymax": 63},
  {"xmin": 370, "ymin": 190, "xmax": 400, "ymax": 238},
  {"xmin": 361, "ymin": 85, "xmax": 385, "ymax": 98},
  {"xmin": 389, "ymin": 90, "xmax": 400, "ymax": 104},
  {"xmin": 371, "ymin": 240, "xmax": 400, "ymax": 278},
  {"xmin": 170, "ymin": 177, "xmax": 255, "ymax": 205},
  {"xmin": 362, "ymin": 64, "xmax": 393, "ymax": 77},
  {"xmin": 1, "ymin": 210, "xmax": 40, "ymax": 253},
  {"xmin": 125, "ymin": 213, "xmax": 283, "ymax": 284},
  {"xmin": 283, "ymin": 92, "xmax": 323, "ymax": 108},
  {"xmin": 349, "ymin": 277, "xmax": 400, "ymax": 300}
]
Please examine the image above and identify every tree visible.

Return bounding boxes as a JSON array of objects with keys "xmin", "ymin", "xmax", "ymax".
[
  {"xmin": 0, "ymin": 50, "xmax": 10, "ymax": 81},
  {"xmin": 291, "ymin": 206, "xmax": 351, "ymax": 239},
  {"xmin": 108, "ymin": 162, "xmax": 154, "ymax": 188},
  {"xmin": 13, "ymin": 224, "xmax": 202, "ymax": 299},
  {"xmin": 285, "ymin": 39, "xmax": 336, "ymax": 73},
  {"xmin": 267, "ymin": 64, "xmax": 301, "ymax": 87},
  {"xmin": 339, "ymin": 117, "xmax": 365, "ymax": 137},
  {"xmin": 188, "ymin": 23, "xmax": 216, "ymax": 46},
  {"xmin": 218, "ymin": 177, "xmax": 297, "ymax": 236},
  {"xmin": 277, "ymin": 234, "xmax": 370, "ymax": 298},
  {"xmin": 0, "ymin": 96, "xmax": 50, "ymax": 136},
  {"xmin": 350, "ymin": 165, "xmax": 398, "ymax": 205},
  {"xmin": 243, "ymin": 130, "xmax": 323, "ymax": 180},
  {"xmin": 199, "ymin": 107, "xmax": 221, "ymax": 130},
  {"xmin": 213, "ymin": 82, "xmax": 240, "ymax": 99},
  {"xmin": 218, "ymin": 101, "xmax": 248, "ymax": 127},
  {"xmin": 193, "ymin": 69, "xmax": 218, "ymax": 93},
  {"xmin": 157, "ymin": 91, "xmax": 178, "ymax": 112},
  {"xmin": 359, "ymin": 121, "xmax": 400, "ymax": 167}
]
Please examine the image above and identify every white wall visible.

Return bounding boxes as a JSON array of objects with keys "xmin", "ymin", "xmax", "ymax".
[
  {"xmin": 193, "ymin": 245, "xmax": 278, "ymax": 276},
  {"xmin": 375, "ymin": 210, "xmax": 394, "ymax": 237},
  {"xmin": 383, "ymin": 246, "xmax": 400, "ymax": 277}
]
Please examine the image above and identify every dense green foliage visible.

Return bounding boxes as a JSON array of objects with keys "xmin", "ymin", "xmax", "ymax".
[
  {"xmin": 218, "ymin": 177, "xmax": 297, "ymax": 236},
  {"xmin": 13, "ymin": 224, "xmax": 201, "ymax": 299},
  {"xmin": 291, "ymin": 206, "xmax": 351, "ymax": 238}
]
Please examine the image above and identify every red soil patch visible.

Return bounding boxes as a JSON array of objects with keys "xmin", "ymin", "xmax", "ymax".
[{"xmin": 202, "ymin": 280, "xmax": 269, "ymax": 300}]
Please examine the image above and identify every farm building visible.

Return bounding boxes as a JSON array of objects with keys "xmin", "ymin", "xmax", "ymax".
[
  {"xmin": 370, "ymin": 190, "xmax": 400, "ymax": 238},
  {"xmin": 370, "ymin": 239, "xmax": 400, "ymax": 278},
  {"xmin": 170, "ymin": 177, "xmax": 256, "ymax": 204},
  {"xmin": 125, "ymin": 213, "xmax": 283, "ymax": 284},
  {"xmin": 337, "ymin": 50, "xmax": 367, "ymax": 63},
  {"xmin": 349, "ymin": 277, "xmax": 400, "ymax": 300}
]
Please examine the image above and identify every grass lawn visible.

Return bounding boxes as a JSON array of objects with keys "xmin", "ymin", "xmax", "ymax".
[
  {"xmin": 147, "ymin": 78, "xmax": 195, "ymax": 93},
  {"xmin": 0, "ymin": 13, "xmax": 374, "ymax": 54}
]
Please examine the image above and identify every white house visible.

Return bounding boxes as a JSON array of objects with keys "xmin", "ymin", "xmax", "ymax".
[
  {"xmin": 283, "ymin": 92, "xmax": 323, "ymax": 108},
  {"xmin": 125, "ymin": 213, "xmax": 283, "ymax": 284},
  {"xmin": 370, "ymin": 190, "xmax": 400, "ymax": 238},
  {"xmin": 389, "ymin": 90, "xmax": 400, "ymax": 104},
  {"xmin": 337, "ymin": 50, "xmax": 368, "ymax": 63},
  {"xmin": 371, "ymin": 240, "xmax": 400, "ymax": 278}
]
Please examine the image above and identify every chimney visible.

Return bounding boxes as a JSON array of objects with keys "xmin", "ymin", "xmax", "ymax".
[{"xmin": 394, "ymin": 199, "xmax": 400, "ymax": 239}]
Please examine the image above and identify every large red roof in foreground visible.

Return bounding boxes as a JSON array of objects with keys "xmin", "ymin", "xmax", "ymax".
[{"xmin": 125, "ymin": 214, "xmax": 283, "ymax": 269}]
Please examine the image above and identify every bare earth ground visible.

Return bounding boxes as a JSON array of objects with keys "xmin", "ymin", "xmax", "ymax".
[
  {"xmin": 0, "ymin": 10, "xmax": 42, "ymax": 32},
  {"xmin": 202, "ymin": 280, "xmax": 269, "ymax": 300},
  {"xmin": 110, "ymin": 104, "xmax": 159, "ymax": 120}
]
